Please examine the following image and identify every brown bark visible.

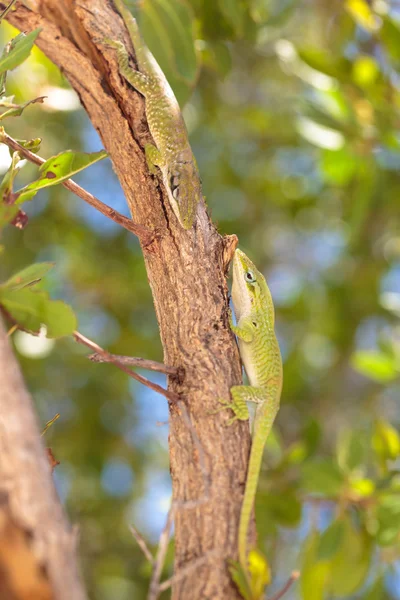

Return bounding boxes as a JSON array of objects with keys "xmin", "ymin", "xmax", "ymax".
[
  {"xmin": 0, "ymin": 318, "xmax": 87, "ymax": 600},
  {"xmin": 4, "ymin": 1, "xmax": 254, "ymax": 598}
]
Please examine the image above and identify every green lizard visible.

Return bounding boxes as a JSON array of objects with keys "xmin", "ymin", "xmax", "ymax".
[
  {"xmin": 106, "ymin": 0, "xmax": 201, "ymax": 229},
  {"xmin": 221, "ymin": 248, "xmax": 283, "ymax": 599}
]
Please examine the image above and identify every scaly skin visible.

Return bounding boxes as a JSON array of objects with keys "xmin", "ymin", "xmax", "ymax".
[
  {"xmin": 109, "ymin": 0, "xmax": 201, "ymax": 229},
  {"xmin": 221, "ymin": 249, "xmax": 283, "ymax": 595}
]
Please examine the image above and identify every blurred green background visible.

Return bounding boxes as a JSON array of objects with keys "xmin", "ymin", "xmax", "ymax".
[{"xmin": 1, "ymin": 0, "xmax": 400, "ymax": 598}]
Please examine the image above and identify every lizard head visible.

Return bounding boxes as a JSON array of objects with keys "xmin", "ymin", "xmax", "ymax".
[
  {"xmin": 231, "ymin": 249, "xmax": 274, "ymax": 325},
  {"xmin": 168, "ymin": 159, "xmax": 202, "ymax": 230}
]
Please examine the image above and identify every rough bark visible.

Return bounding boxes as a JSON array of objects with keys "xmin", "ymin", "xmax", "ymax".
[
  {"xmin": 0, "ymin": 317, "xmax": 87, "ymax": 600},
  {"xmin": 3, "ymin": 1, "xmax": 254, "ymax": 598}
]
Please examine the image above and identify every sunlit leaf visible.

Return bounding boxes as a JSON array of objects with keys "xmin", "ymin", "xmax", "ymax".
[
  {"xmin": 0, "ymin": 96, "xmax": 46, "ymax": 120},
  {"xmin": 352, "ymin": 55, "xmax": 379, "ymax": 88},
  {"xmin": 248, "ymin": 549, "xmax": 271, "ymax": 599},
  {"xmin": 229, "ymin": 560, "xmax": 252, "ymax": 600},
  {"xmin": 345, "ymin": 0, "xmax": 379, "ymax": 32},
  {"xmin": 0, "ymin": 288, "xmax": 77, "ymax": 337},
  {"xmin": 140, "ymin": 0, "xmax": 199, "ymax": 104},
  {"xmin": 0, "ymin": 29, "xmax": 42, "ymax": 74},
  {"xmin": 328, "ymin": 518, "xmax": 372, "ymax": 595},
  {"xmin": 376, "ymin": 494, "xmax": 400, "ymax": 546},
  {"xmin": 351, "ymin": 350, "xmax": 398, "ymax": 383},
  {"xmin": 321, "ymin": 147, "xmax": 357, "ymax": 186},
  {"xmin": 301, "ymin": 533, "xmax": 331, "ymax": 600},
  {"xmin": 372, "ymin": 420, "xmax": 400, "ymax": 463},
  {"xmin": 301, "ymin": 459, "xmax": 344, "ymax": 496},
  {"xmin": 317, "ymin": 520, "xmax": 345, "ymax": 560},
  {"xmin": 1, "ymin": 262, "xmax": 55, "ymax": 291},
  {"xmin": 15, "ymin": 149, "xmax": 107, "ymax": 204}
]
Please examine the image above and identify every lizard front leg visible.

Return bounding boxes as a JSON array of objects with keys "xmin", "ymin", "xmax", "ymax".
[
  {"xmin": 218, "ymin": 386, "xmax": 267, "ymax": 425},
  {"xmin": 104, "ymin": 39, "xmax": 151, "ymax": 96}
]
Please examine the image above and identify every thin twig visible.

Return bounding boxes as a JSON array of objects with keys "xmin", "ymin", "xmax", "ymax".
[
  {"xmin": 74, "ymin": 330, "xmax": 179, "ymax": 402},
  {"xmin": 129, "ymin": 525, "xmax": 154, "ymax": 565},
  {"xmin": 268, "ymin": 571, "xmax": 300, "ymax": 600},
  {"xmin": 158, "ymin": 550, "xmax": 221, "ymax": 593},
  {"xmin": 147, "ymin": 505, "xmax": 176, "ymax": 600},
  {"xmin": 0, "ymin": 132, "xmax": 153, "ymax": 243},
  {"xmin": 89, "ymin": 352, "xmax": 177, "ymax": 376}
]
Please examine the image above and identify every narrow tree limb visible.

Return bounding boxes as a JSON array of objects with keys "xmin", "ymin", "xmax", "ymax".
[
  {"xmin": 0, "ymin": 131, "xmax": 153, "ymax": 242},
  {"xmin": 269, "ymin": 571, "xmax": 300, "ymax": 600},
  {"xmin": 0, "ymin": 316, "xmax": 87, "ymax": 600},
  {"xmin": 74, "ymin": 330, "xmax": 180, "ymax": 402},
  {"xmin": 89, "ymin": 351, "xmax": 178, "ymax": 376}
]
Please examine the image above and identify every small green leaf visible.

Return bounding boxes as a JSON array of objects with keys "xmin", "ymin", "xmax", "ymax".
[
  {"xmin": 317, "ymin": 520, "xmax": 345, "ymax": 560},
  {"xmin": 15, "ymin": 149, "xmax": 107, "ymax": 204},
  {"xmin": 373, "ymin": 420, "xmax": 400, "ymax": 463},
  {"xmin": 218, "ymin": 0, "xmax": 247, "ymax": 37},
  {"xmin": 329, "ymin": 518, "xmax": 371, "ymax": 596},
  {"xmin": 229, "ymin": 560, "xmax": 252, "ymax": 600},
  {"xmin": 0, "ymin": 288, "xmax": 77, "ymax": 338},
  {"xmin": 0, "ymin": 30, "xmax": 42, "ymax": 74},
  {"xmin": 301, "ymin": 459, "xmax": 344, "ymax": 496},
  {"xmin": 0, "ymin": 203, "xmax": 18, "ymax": 228},
  {"xmin": 321, "ymin": 148, "xmax": 357, "ymax": 186},
  {"xmin": 351, "ymin": 350, "xmax": 398, "ymax": 383},
  {"xmin": 301, "ymin": 533, "xmax": 331, "ymax": 600},
  {"xmin": 336, "ymin": 429, "xmax": 367, "ymax": 473},
  {"xmin": 0, "ymin": 96, "xmax": 46, "ymax": 121},
  {"xmin": 247, "ymin": 549, "xmax": 271, "ymax": 599},
  {"xmin": 1, "ymin": 262, "xmax": 55, "ymax": 291},
  {"xmin": 140, "ymin": 0, "xmax": 199, "ymax": 104},
  {"xmin": 345, "ymin": 0, "xmax": 379, "ymax": 32},
  {"xmin": 376, "ymin": 494, "xmax": 400, "ymax": 546}
]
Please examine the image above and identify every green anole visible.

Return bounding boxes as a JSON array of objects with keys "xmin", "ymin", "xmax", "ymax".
[
  {"xmin": 221, "ymin": 248, "xmax": 283, "ymax": 600},
  {"xmin": 106, "ymin": 0, "xmax": 201, "ymax": 229}
]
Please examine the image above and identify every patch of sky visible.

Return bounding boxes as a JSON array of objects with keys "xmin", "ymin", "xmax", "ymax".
[
  {"xmin": 126, "ymin": 374, "xmax": 169, "ymax": 449},
  {"xmin": 208, "ymin": 186, "xmax": 247, "ymax": 221},
  {"xmin": 54, "ymin": 464, "xmax": 73, "ymax": 504},
  {"xmin": 267, "ymin": 265, "xmax": 304, "ymax": 307},
  {"xmin": 101, "ymin": 458, "xmax": 134, "ymax": 498},
  {"xmin": 77, "ymin": 309, "xmax": 121, "ymax": 346},
  {"xmin": 355, "ymin": 316, "xmax": 389, "ymax": 350},
  {"xmin": 374, "ymin": 146, "xmax": 400, "ymax": 171},
  {"xmin": 127, "ymin": 468, "xmax": 172, "ymax": 542}
]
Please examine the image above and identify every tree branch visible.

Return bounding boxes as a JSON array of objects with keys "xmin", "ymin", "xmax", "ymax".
[
  {"xmin": 0, "ymin": 316, "xmax": 87, "ymax": 600},
  {"xmin": 0, "ymin": 131, "xmax": 153, "ymax": 243},
  {"xmin": 89, "ymin": 351, "xmax": 178, "ymax": 376}
]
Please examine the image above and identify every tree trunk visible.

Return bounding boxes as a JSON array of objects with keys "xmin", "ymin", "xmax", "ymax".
[
  {"xmin": 0, "ymin": 317, "xmax": 87, "ymax": 600},
  {"xmin": 4, "ymin": 1, "xmax": 254, "ymax": 597}
]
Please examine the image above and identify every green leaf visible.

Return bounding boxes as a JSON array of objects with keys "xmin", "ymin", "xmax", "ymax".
[
  {"xmin": 321, "ymin": 147, "xmax": 357, "ymax": 186},
  {"xmin": 218, "ymin": 0, "xmax": 247, "ymax": 37},
  {"xmin": 0, "ymin": 203, "xmax": 18, "ymax": 228},
  {"xmin": 301, "ymin": 459, "xmax": 344, "ymax": 496},
  {"xmin": 0, "ymin": 30, "xmax": 42, "ymax": 74},
  {"xmin": 381, "ymin": 17, "xmax": 400, "ymax": 63},
  {"xmin": 0, "ymin": 288, "xmax": 77, "ymax": 338},
  {"xmin": 336, "ymin": 429, "xmax": 368, "ymax": 473},
  {"xmin": 15, "ymin": 149, "xmax": 108, "ymax": 204},
  {"xmin": 247, "ymin": 549, "xmax": 271, "ymax": 599},
  {"xmin": 372, "ymin": 419, "xmax": 400, "ymax": 463},
  {"xmin": 352, "ymin": 56, "xmax": 379, "ymax": 88},
  {"xmin": 317, "ymin": 520, "xmax": 345, "ymax": 560},
  {"xmin": 328, "ymin": 518, "xmax": 371, "ymax": 595},
  {"xmin": 301, "ymin": 533, "xmax": 331, "ymax": 600},
  {"xmin": 345, "ymin": 0, "xmax": 379, "ymax": 32},
  {"xmin": 140, "ymin": 0, "xmax": 199, "ymax": 104},
  {"xmin": 0, "ymin": 96, "xmax": 46, "ymax": 121},
  {"xmin": 1, "ymin": 262, "xmax": 55, "ymax": 291},
  {"xmin": 229, "ymin": 560, "xmax": 252, "ymax": 600},
  {"xmin": 351, "ymin": 350, "xmax": 399, "ymax": 383},
  {"xmin": 376, "ymin": 494, "xmax": 400, "ymax": 546}
]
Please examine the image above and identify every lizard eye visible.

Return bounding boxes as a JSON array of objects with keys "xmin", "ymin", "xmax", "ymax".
[{"xmin": 245, "ymin": 271, "xmax": 256, "ymax": 283}]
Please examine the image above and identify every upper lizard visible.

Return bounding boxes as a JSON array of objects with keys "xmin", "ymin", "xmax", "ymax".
[{"xmin": 108, "ymin": 0, "xmax": 201, "ymax": 229}]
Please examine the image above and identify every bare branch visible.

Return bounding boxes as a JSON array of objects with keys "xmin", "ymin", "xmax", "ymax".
[
  {"xmin": 147, "ymin": 505, "xmax": 176, "ymax": 600},
  {"xmin": 89, "ymin": 352, "xmax": 178, "ymax": 376},
  {"xmin": 0, "ymin": 131, "xmax": 153, "ymax": 244},
  {"xmin": 268, "ymin": 571, "xmax": 300, "ymax": 600},
  {"xmin": 74, "ymin": 330, "xmax": 180, "ymax": 402},
  {"xmin": 129, "ymin": 525, "xmax": 154, "ymax": 565}
]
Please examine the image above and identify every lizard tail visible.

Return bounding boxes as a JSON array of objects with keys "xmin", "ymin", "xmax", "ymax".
[{"xmin": 238, "ymin": 405, "xmax": 278, "ymax": 574}]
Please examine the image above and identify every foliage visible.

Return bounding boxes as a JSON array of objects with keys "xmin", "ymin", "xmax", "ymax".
[{"xmin": 1, "ymin": 0, "xmax": 400, "ymax": 599}]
